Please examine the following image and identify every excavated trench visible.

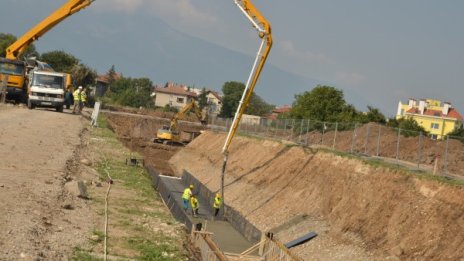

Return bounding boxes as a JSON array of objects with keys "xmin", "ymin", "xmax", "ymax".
[{"xmin": 106, "ymin": 112, "xmax": 464, "ymax": 260}]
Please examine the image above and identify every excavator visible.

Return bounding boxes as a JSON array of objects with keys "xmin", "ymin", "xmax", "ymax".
[
  {"xmin": 219, "ymin": 0, "xmax": 273, "ymax": 205},
  {"xmin": 155, "ymin": 98, "xmax": 208, "ymax": 145},
  {"xmin": 0, "ymin": 0, "xmax": 94, "ymax": 102}
]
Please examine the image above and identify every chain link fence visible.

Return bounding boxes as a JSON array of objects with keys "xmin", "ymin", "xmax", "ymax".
[{"xmin": 209, "ymin": 117, "xmax": 464, "ymax": 179}]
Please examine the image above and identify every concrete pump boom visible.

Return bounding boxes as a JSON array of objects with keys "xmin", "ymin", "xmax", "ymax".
[
  {"xmin": 220, "ymin": 0, "xmax": 273, "ymax": 210},
  {"xmin": 6, "ymin": 0, "xmax": 94, "ymax": 59}
]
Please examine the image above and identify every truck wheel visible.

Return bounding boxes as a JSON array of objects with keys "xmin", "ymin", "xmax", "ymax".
[
  {"xmin": 27, "ymin": 99, "xmax": 34, "ymax": 110},
  {"xmin": 56, "ymin": 105, "xmax": 64, "ymax": 113}
]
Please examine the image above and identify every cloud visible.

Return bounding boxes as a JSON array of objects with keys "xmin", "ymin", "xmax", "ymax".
[
  {"xmin": 279, "ymin": 40, "xmax": 333, "ymax": 65},
  {"xmin": 335, "ymin": 72, "xmax": 366, "ymax": 86},
  {"xmin": 93, "ymin": 0, "xmax": 217, "ymax": 26}
]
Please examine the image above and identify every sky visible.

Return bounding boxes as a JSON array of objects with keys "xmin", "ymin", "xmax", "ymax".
[{"xmin": 1, "ymin": 0, "xmax": 463, "ymax": 116}]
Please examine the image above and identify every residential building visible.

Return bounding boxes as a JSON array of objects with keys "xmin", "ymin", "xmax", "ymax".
[
  {"xmin": 153, "ymin": 82, "xmax": 197, "ymax": 109},
  {"xmin": 396, "ymin": 98, "xmax": 463, "ymax": 140},
  {"xmin": 267, "ymin": 105, "xmax": 291, "ymax": 120},
  {"xmin": 206, "ymin": 91, "xmax": 222, "ymax": 115}
]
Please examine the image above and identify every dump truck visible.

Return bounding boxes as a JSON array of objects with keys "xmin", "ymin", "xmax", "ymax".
[{"xmin": 0, "ymin": 0, "xmax": 93, "ymax": 103}]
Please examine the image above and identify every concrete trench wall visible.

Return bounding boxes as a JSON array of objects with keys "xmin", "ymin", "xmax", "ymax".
[
  {"xmin": 148, "ymin": 166, "xmax": 261, "ymax": 242},
  {"xmin": 182, "ymin": 170, "xmax": 262, "ymax": 243}
]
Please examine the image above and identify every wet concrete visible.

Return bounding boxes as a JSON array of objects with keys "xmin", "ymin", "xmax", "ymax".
[{"xmin": 155, "ymin": 173, "xmax": 256, "ymax": 254}]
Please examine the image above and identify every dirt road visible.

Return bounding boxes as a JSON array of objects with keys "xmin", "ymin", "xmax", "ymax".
[{"xmin": 0, "ymin": 106, "xmax": 92, "ymax": 260}]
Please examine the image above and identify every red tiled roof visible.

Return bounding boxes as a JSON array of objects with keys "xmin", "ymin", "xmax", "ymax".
[
  {"xmin": 155, "ymin": 85, "xmax": 197, "ymax": 97},
  {"xmin": 96, "ymin": 73, "xmax": 121, "ymax": 83},
  {"xmin": 406, "ymin": 108, "xmax": 463, "ymax": 121},
  {"xmin": 272, "ymin": 105, "xmax": 291, "ymax": 113}
]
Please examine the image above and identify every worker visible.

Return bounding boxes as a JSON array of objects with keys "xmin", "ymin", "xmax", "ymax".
[
  {"xmin": 64, "ymin": 86, "xmax": 73, "ymax": 109},
  {"xmin": 72, "ymin": 86, "xmax": 83, "ymax": 114},
  {"xmin": 182, "ymin": 184, "xmax": 194, "ymax": 212},
  {"xmin": 190, "ymin": 194, "xmax": 199, "ymax": 217},
  {"xmin": 213, "ymin": 192, "xmax": 222, "ymax": 217},
  {"xmin": 80, "ymin": 87, "xmax": 87, "ymax": 113}
]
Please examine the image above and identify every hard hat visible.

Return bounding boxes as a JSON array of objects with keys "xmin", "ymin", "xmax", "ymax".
[
  {"xmin": 78, "ymin": 86, "xmax": 83, "ymax": 89},
  {"xmin": 189, "ymin": 184, "xmax": 194, "ymax": 189}
]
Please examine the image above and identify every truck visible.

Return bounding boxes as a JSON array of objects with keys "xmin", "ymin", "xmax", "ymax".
[
  {"xmin": 27, "ymin": 70, "xmax": 66, "ymax": 112},
  {"xmin": 0, "ymin": 0, "xmax": 93, "ymax": 103}
]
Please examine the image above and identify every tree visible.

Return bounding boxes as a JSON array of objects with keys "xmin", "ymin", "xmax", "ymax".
[
  {"xmin": 387, "ymin": 117, "xmax": 428, "ymax": 137},
  {"xmin": 40, "ymin": 50, "xmax": 79, "ymax": 72},
  {"xmin": 218, "ymin": 81, "xmax": 273, "ymax": 118},
  {"xmin": 290, "ymin": 85, "xmax": 348, "ymax": 122},
  {"xmin": 358, "ymin": 106, "xmax": 386, "ymax": 124},
  {"xmin": 110, "ymin": 77, "xmax": 154, "ymax": 108},
  {"xmin": 71, "ymin": 64, "xmax": 97, "ymax": 88},
  {"xmin": 0, "ymin": 33, "xmax": 38, "ymax": 58},
  {"xmin": 448, "ymin": 126, "xmax": 464, "ymax": 143},
  {"xmin": 198, "ymin": 88, "xmax": 208, "ymax": 110}
]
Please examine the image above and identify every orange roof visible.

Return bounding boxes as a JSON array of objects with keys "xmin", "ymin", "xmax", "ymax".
[
  {"xmin": 272, "ymin": 105, "xmax": 291, "ymax": 113},
  {"xmin": 155, "ymin": 85, "xmax": 197, "ymax": 97},
  {"xmin": 96, "ymin": 73, "xmax": 121, "ymax": 83},
  {"xmin": 406, "ymin": 108, "xmax": 463, "ymax": 121}
]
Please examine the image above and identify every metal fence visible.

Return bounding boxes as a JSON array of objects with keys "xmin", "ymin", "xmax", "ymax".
[{"xmin": 209, "ymin": 117, "xmax": 464, "ymax": 179}]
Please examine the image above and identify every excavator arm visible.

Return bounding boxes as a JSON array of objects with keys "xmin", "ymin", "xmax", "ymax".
[
  {"xmin": 6, "ymin": 0, "xmax": 94, "ymax": 59},
  {"xmin": 169, "ymin": 98, "xmax": 207, "ymax": 132}
]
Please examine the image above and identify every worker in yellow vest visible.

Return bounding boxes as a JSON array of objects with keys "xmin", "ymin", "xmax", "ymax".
[
  {"xmin": 213, "ymin": 193, "xmax": 222, "ymax": 217},
  {"xmin": 72, "ymin": 86, "xmax": 83, "ymax": 114},
  {"xmin": 190, "ymin": 194, "xmax": 199, "ymax": 217},
  {"xmin": 182, "ymin": 184, "xmax": 194, "ymax": 211},
  {"xmin": 79, "ymin": 87, "xmax": 87, "ymax": 113}
]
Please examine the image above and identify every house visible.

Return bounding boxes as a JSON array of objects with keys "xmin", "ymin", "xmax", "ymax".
[
  {"xmin": 396, "ymin": 98, "xmax": 463, "ymax": 140},
  {"xmin": 206, "ymin": 91, "xmax": 222, "ymax": 115},
  {"xmin": 267, "ymin": 105, "xmax": 291, "ymax": 120},
  {"xmin": 95, "ymin": 73, "xmax": 121, "ymax": 97},
  {"xmin": 153, "ymin": 82, "xmax": 197, "ymax": 109}
]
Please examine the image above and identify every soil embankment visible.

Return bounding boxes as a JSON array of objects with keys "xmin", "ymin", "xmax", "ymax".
[{"xmin": 170, "ymin": 131, "xmax": 464, "ymax": 260}]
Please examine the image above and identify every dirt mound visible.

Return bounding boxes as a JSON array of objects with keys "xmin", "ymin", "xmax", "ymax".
[
  {"xmin": 303, "ymin": 122, "xmax": 464, "ymax": 176},
  {"xmin": 170, "ymin": 131, "xmax": 464, "ymax": 260}
]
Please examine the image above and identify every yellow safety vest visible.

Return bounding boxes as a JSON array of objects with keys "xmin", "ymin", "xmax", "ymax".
[
  {"xmin": 213, "ymin": 195, "xmax": 222, "ymax": 209},
  {"xmin": 182, "ymin": 188, "xmax": 192, "ymax": 200},
  {"xmin": 73, "ymin": 90, "xmax": 81, "ymax": 102},
  {"xmin": 190, "ymin": 197, "xmax": 199, "ymax": 210},
  {"xmin": 81, "ymin": 92, "xmax": 87, "ymax": 102}
]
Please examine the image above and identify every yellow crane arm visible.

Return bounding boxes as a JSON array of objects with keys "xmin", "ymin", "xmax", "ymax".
[
  {"xmin": 6, "ymin": 0, "xmax": 94, "ymax": 59},
  {"xmin": 219, "ymin": 0, "xmax": 272, "ymax": 210},
  {"xmin": 222, "ymin": 0, "xmax": 273, "ymax": 154}
]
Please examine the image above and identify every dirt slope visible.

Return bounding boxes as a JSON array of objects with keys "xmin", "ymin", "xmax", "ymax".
[{"xmin": 170, "ymin": 131, "xmax": 464, "ymax": 260}]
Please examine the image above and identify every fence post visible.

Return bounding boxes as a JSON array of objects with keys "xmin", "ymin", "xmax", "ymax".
[
  {"xmin": 376, "ymin": 125, "xmax": 381, "ymax": 157},
  {"xmin": 321, "ymin": 122, "xmax": 326, "ymax": 145},
  {"xmin": 417, "ymin": 132, "xmax": 422, "ymax": 169},
  {"xmin": 283, "ymin": 119, "xmax": 288, "ymax": 140},
  {"xmin": 305, "ymin": 119, "xmax": 310, "ymax": 145},
  {"xmin": 444, "ymin": 135, "xmax": 449, "ymax": 175},
  {"xmin": 273, "ymin": 119, "xmax": 279, "ymax": 139},
  {"xmin": 299, "ymin": 119, "xmax": 304, "ymax": 143},
  {"xmin": 351, "ymin": 123, "xmax": 358, "ymax": 153},
  {"xmin": 332, "ymin": 122, "xmax": 338, "ymax": 149},
  {"xmin": 396, "ymin": 128, "xmax": 401, "ymax": 165},
  {"xmin": 364, "ymin": 124, "xmax": 371, "ymax": 155}
]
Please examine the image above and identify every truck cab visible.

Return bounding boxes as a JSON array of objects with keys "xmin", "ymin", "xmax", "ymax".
[{"xmin": 27, "ymin": 70, "xmax": 66, "ymax": 112}]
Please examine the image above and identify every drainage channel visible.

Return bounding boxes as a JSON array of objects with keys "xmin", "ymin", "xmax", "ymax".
[{"xmin": 147, "ymin": 166, "xmax": 258, "ymax": 255}]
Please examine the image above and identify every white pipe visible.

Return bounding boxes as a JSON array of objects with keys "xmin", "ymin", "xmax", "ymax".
[
  {"xmin": 234, "ymin": 0, "xmax": 265, "ymax": 33},
  {"xmin": 222, "ymin": 38, "xmax": 266, "ymax": 153}
]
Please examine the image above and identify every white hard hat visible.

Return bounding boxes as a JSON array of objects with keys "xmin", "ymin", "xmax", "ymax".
[{"xmin": 78, "ymin": 86, "xmax": 83, "ymax": 89}]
